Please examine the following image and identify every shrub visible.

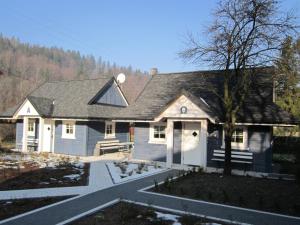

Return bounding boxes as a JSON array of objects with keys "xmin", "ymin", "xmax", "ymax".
[
  {"xmin": 195, "ymin": 188, "xmax": 201, "ymax": 198},
  {"xmin": 222, "ymin": 190, "xmax": 229, "ymax": 203},
  {"xmin": 154, "ymin": 179, "xmax": 159, "ymax": 191},
  {"xmin": 180, "ymin": 187, "xmax": 185, "ymax": 195},
  {"xmin": 238, "ymin": 196, "xmax": 245, "ymax": 206},
  {"xmin": 258, "ymin": 196, "xmax": 263, "ymax": 209}
]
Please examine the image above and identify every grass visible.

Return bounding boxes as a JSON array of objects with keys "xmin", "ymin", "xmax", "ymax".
[
  {"xmin": 0, "ymin": 196, "xmax": 72, "ymax": 220},
  {"xmin": 152, "ymin": 171, "xmax": 300, "ymax": 217},
  {"xmin": 71, "ymin": 201, "xmax": 228, "ymax": 225}
]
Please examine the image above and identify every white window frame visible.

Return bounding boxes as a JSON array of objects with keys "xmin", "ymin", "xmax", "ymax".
[
  {"xmin": 149, "ymin": 122, "xmax": 167, "ymax": 144},
  {"xmin": 27, "ymin": 119, "xmax": 35, "ymax": 136},
  {"xmin": 222, "ymin": 126, "xmax": 248, "ymax": 150},
  {"xmin": 105, "ymin": 121, "xmax": 116, "ymax": 139},
  {"xmin": 62, "ymin": 120, "xmax": 76, "ymax": 139}
]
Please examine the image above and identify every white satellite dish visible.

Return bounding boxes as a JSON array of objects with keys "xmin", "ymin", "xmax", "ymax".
[{"xmin": 117, "ymin": 73, "xmax": 126, "ymax": 84}]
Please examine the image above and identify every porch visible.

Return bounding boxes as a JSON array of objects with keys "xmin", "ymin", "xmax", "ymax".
[{"xmin": 16, "ymin": 117, "xmax": 54, "ymax": 153}]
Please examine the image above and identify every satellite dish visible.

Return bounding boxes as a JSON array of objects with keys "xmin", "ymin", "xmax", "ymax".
[{"xmin": 117, "ymin": 73, "xmax": 126, "ymax": 84}]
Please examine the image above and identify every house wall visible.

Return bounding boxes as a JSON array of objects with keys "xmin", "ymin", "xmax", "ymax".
[
  {"xmin": 86, "ymin": 121, "xmax": 130, "ymax": 156},
  {"xmin": 207, "ymin": 124, "xmax": 273, "ymax": 173},
  {"xmin": 173, "ymin": 122, "xmax": 182, "ymax": 164},
  {"xmin": 16, "ymin": 120, "xmax": 23, "ymax": 148},
  {"xmin": 16, "ymin": 119, "xmax": 130, "ymax": 156},
  {"xmin": 95, "ymin": 82, "xmax": 127, "ymax": 106},
  {"xmin": 15, "ymin": 119, "xmax": 39, "ymax": 149},
  {"xmin": 86, "ymin": 121, "xmax": 105, "ymax": 156},
  {"xmin": 133, "ymin": 123, "xmax": 167, "ymax": 162},
  {"xmin": 54, "ymin": 121, "xmax": 88, "ymax": 156}
]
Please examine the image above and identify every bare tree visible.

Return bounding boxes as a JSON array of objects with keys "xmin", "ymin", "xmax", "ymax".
[{"xmin": 180, "ymin": 0, "xmax": 298, "ymax": 175}]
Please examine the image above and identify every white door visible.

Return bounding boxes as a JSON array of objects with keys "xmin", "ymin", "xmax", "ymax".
[
  {"xmin": 43, "ymin": 119, "xmax": 53, "ymax": 152},
  {"xmin": 182, "ymin": 122, "xmax": 202, "ymax": 166}
]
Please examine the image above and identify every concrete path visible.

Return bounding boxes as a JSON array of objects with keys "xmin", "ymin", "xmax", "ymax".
[
  {"xmin": 0, "ymin": 160, "xmax": 113, "ymax": 200},
  {"xmin": 129, "ymin": 190, "xmax": 300, "ymax": 225},
  {"xmin": 1, "ymin": 169, "xmax": 300, "ymax": 225},
  {"xmin": 0, "ymin": 170, "xmax": 176, "ymax": 225}
]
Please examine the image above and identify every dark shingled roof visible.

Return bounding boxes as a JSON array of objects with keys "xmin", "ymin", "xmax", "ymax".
[
  {"xmin": 0, "ymin": 68, "xmax": 297, "ymax": 125},
  {"xmin": 117, "ymin": 69, "xmax": 298, "ymax": 124},
  {"xmin": 0, "ymin": 77, "xmax": 124, "ymax": 119}
]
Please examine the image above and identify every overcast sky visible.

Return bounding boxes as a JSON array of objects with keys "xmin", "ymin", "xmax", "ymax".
[{"xmin": 1, "ymin": 0, "xmax": 299, "ymax": 73}]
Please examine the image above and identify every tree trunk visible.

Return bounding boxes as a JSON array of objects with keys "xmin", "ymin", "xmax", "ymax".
[
  {"xmin": 223, "ymin": 73, "xmax": 233, "ymax": 175},
  {"xmin": 224, "ymin": 127, "xmax": 232, "ymax": 175}
]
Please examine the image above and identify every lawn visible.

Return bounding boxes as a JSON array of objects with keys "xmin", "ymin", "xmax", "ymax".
[
  {"xmin": 71, "ymin": 201, "xmax": 228, "ymax": 225},
  {"xmin": 151, "ymin": 171, "xmax": 300, "ymax": 217},
  {"xmin": 0, "ymin": 150, "xmax": 90, "ymax": 190},
  {"xmin": 0, "ymin": 196, "xmax": 71, "ymax": 220}
]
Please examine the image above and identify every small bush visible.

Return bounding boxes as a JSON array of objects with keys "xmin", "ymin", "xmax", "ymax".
[
  {"xmin": 222, "ymin": 190, "xmax": 229, "ymax": 203},
  {"xmin": 154, "ymin": 180, "xmax": 159, "ymax": 191},
  {"xmin": 208, "ymin": 192, "xmax": 213, "ymax": 201},
  {"xmin": 180, "ymin": 187, "xmax": 185, "ymax": 195},
  {"xmin": 258, "ymin": 196, "xmax": 263, "ymax": 209},
  {"xmin": 238, "ymin": 196, "xmax": 245, "ymax": 206}
]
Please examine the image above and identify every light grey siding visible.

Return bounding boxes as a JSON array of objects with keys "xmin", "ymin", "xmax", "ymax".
[
  {"xmin": 86, "ymin": 121, "xmax": 130, "ymax": 156},
  {"xmin": 16, "ymin": 120, "xmax": 23, "ymax": 148},
  {"xmin": 133, "ymin": 123, "xmax": 166, "ymax": 162},
  {"xmin": 86, "ymin": 121, "xmax": 105, "ymax": 156},
  {"xmin": 54, "ymin": 121, "xmax": 88, "ymax": 156},
  {"xmin": 95, "ymin": 82, "xmax": 127, "ymax": 106},
  {"xmin": 248, "ymin": 126, "xmax": 272, "ymax": 172},
  {"xmin": 116, "ymin": 122, "xmax": 130, "ymax": 142},
  {"xmin": 15, "ymin": 119, "xmax": 39, "ymax": 150},
  {"xmin": 207, "ymin": 124, "xmax": 273, "ymax": 173},
  {"xmin": 173, "ymin": 122, "xmax": 182, "ymax": 164}
]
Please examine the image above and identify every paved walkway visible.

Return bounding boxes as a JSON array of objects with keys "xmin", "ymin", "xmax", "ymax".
[
  {"xmin": 0, "ymin": 160, "xmax": 113, "ymax": 200},
  {"xmin": 1, "ymin": 169, "xmax": 300, "ymax": 225}
]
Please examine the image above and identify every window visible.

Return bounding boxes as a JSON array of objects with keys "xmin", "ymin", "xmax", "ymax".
[
  {"xmin": 62, "ymin": 121, "xmax": 75, "ymax": 139},
  {"xmin": 105, "ymin": 121, "xmax": 115, "ymax": 139},
  {"xmin": 149, "ymin": 123, "xmax": 166, "ymax": 144},
  {"xmin": 27, "ymin": 119, "xmax": 35, "ymax": 136},
  {"xmin": 231, "ymin": 128, "xmax": 244, "ymax": 144},
  {"xmin": 222, "ymin": 126, "xmax": 248, "ymax": 150},
  {"xmin": 154, "ymin": 126, "xmax": 166, "ymax": 139}
]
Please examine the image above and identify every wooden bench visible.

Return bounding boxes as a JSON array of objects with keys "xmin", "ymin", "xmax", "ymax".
[
  {"xmin": 27, "ymin": 138, "xmax": 38, "ymax": 151},
  {"xmin": 93, "ymin": 140, "xmax": 133, "ymax": 156},
  {"xmin": 15, "ymin": 138, "xmax": 38, "ymax": 151},
  {"xmin": 211, "ymin": 149, "xmax": 253, "ymax": 164}
]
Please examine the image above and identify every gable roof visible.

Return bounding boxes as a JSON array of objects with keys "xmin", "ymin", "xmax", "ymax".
[
  {"xmin": 117, "ymin": 68, "xmax": 298, "ymax": 125},
  {"xmin": 0, "ymin": 77, "xmax": 128, "ymax": 119},
  {"xmin": 0, "ymin": 68, "xmax": 298, "ymax": 125},
  {"xmin": 88, "ymin": 79, "xmax": 129, "ymax": 106}
]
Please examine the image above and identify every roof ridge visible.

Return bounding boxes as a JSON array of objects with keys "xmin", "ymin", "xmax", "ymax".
[
  {"xmin": 44, "ymin": 76, "xmax": 112, "ymax": 84},
  {"xmin": 156, "ymin": 66, "xmax": 274, "ymax": 76}
]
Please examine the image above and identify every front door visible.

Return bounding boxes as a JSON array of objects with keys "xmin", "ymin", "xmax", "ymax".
[
  {"xmin": 43, "ymin": 119, "xmax": 53, "ymax": 152},
  {"xmin": 182, "ymin": 122, "xmax": 202, "ymax": 166}
]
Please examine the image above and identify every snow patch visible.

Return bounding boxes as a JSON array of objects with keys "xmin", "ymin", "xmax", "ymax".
[{"xmin": 106, "ymin": 162, "xmax": 164, "ymax": 183}]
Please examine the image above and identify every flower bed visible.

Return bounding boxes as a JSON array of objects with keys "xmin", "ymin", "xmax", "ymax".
[
  {"xmin": 71, "ymin": 201, "xmax": 225, "ymax": 225},
  {"xmin": 106, "ymin": 161, "xmax": 164, "ymax": 183},
  {"xmin": 0, "ymin": 152, "xmax": 90, "ymax": 190}
]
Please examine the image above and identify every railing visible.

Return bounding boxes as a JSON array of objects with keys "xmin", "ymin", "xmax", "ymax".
[{"xmin": 211, "ymin": 149, "xmax": 253, "ymax": 164}]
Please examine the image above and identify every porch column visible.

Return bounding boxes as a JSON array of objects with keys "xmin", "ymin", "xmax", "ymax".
[
  {"xmin": 166, "ymin": 119, "xmax": 174, "ymax": 168},
  {"xmin": 200, "ymin": 120, "xmax": 208, "ymax": 168},
  {"xmin": 38, "ymin": 117, "xmax": 44, "ymax": 152},
  {"xmin": 22, "ymin": 117, "xmax": 28, "ymax": 152}
]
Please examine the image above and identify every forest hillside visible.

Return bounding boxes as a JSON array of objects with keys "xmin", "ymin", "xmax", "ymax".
[{"xmin": 0, "ymin": 35, "xmax": 150, "ymax": 140}]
